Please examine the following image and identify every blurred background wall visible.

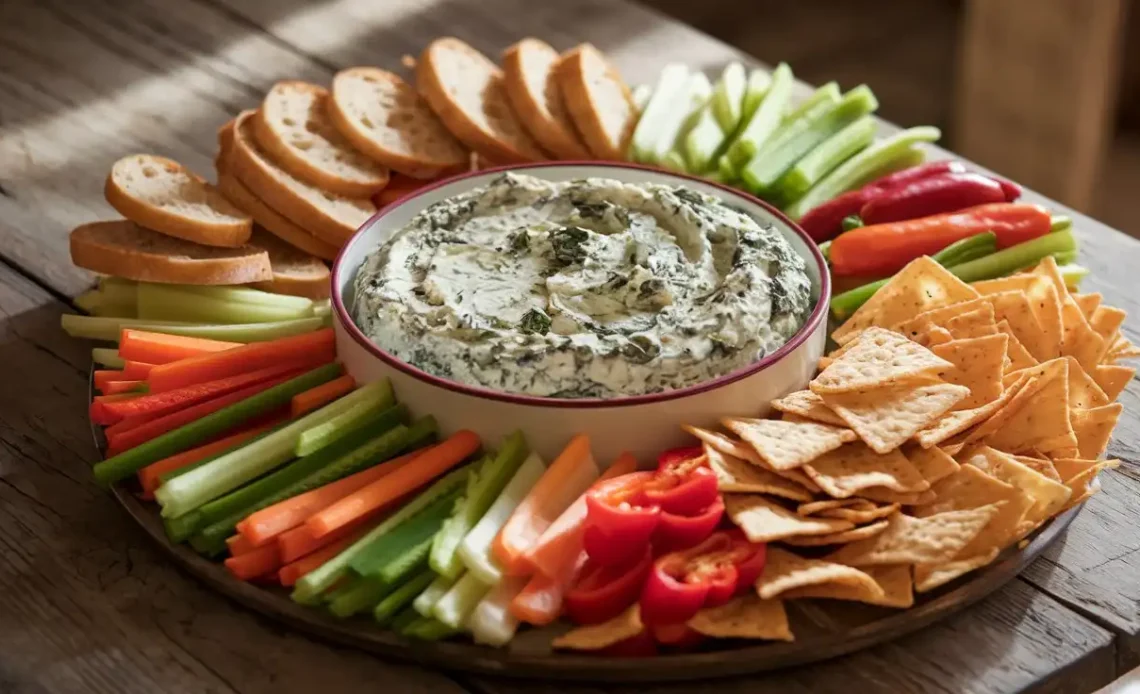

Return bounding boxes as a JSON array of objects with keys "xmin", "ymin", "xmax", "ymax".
[{"xmin": 641, "ymin": 0, "xmax": 1138, "ymax": 236}]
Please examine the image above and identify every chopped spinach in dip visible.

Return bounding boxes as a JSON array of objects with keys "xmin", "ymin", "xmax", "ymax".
[{"xmin": 352, "ymin": 173, "xmax": 813, "ymax": 398}]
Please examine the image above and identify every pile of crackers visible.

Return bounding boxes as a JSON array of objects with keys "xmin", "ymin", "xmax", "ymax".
[{"xmin": 559, "ymin": 255, "xmax": 1134, "ymax": 648}]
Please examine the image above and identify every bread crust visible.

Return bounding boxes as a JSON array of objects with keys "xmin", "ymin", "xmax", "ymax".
[
  {"xmin": 555, "ymin": 44, "xmax": 637, "ymax": 160},
  {"xmin": 249, "ymin": 228, "xmax": 330, "ymax": 299},
  {"xmin": 502, "ymin": 39, "xmax": 591, "ymax": 159}
]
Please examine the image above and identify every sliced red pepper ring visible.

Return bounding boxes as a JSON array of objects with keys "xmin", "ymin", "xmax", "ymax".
[
  {"xmin": 640, "ymin": 455, "xmax": 719, "ymax": 516},
  {"xmin": 564, "ymin": 548, "xmax": 653, "ymax": 625},
  {"xmin": 652, "ymin": 496, "xmax": 725, "ymax": 552},
  {"xmin": 656, "ymin": 445, "xmax": 704, "ymax": 470},
  {"xmin": 583, "ymin": 472, "xmax": 659, "ymax": 566}
]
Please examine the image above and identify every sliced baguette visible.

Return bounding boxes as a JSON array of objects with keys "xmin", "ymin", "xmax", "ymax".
[
  {"xmin": 249, "ymin": 228, "xmax": 330, "ymax": 299},
  {"xmin": 502, "ymin": 38, "xmax": 591, "ymax": 159},
  {"xmin": 70, "ymin": 220, "xmax": 272, "ymax": 285},
  {"xmin": 416, "ymin": 37, "xmax": 546, "ymax": 163},
  {"xmin": 104, "ymin": 154, "xmax": 253, "ymax": 247},
  {"xmin": 227, "ymin": 110, "xmax": 376, "ymax": 248},
  {"xmin": 555, "ymin": 44, "xmax": 637, "ymax": 160},
  {"xmin": 253, "ymin": 81, "xmax": 390, "ymax": 197},
  {"xmin": 329, "ymin": 67, "xmax": 468, "ymax": 179}
]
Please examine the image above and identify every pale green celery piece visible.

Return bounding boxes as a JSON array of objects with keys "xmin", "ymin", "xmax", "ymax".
[
  {"xmin": 643, "ymin": 72, "xmax": 711, "ymax": 166},
  {"xmin": 137, "ymin": 283, "xmax": 312, "ymax": 323},
  {"xmin": 630, "ymin": 84, "xmax": 652, "ymax": 112},
  {"xmin": 168, "ymin": 284, "xmax": 313, "ymax": 312},
  {"xmin": 711, "ymin": 62, "xmax": 747, "ymax": 133},
  {"xmin": 767, "ymin": 81, "xmax": 841, "ymax": 148},
  {"xmin": 660, "ymin": 151, "xmax": 689, "ymax": 172},
  {"xmin": 629, "ymin": 64, "xmax": 690, "ymax": 161},
  {"xmin": 61, "ymin": 314, "xmax": 191, "ymax": 342},
  {"xmin": 432, "ymin": 572, "xmax": 492, "ymax": 630},
  {"xmin": 776, "ymin": 116, "xmax": 877, "ymax": 200},
  {"xmin": 294, "ymin": 380, "xmax": 394, "ymax": 457},
  {"xmin": 74, "ymin": 290, "xmax": 103, "ymax": 314},
  {"xmin": 739, "ymin": 68, "xmax": 772, "ymax": 123},
  {"xmin": 717, "ymin": 154, "xmax": 740, "ymax": 183},
  {"xmin": 849, "ymin": 147, "xmax": 926, "ymax": 190},
  {"xmin": 1058, "ymin": 264, "xmax": 1089, "ymax": 288},
  {"xmin": 783, "ymin": 126, "xmax": 941, "ymax": 220},
  {"xmin": 92, "ymin": 347, "xmax": 125, "ymax": 369},
  {"xmin": 311, "ymin": 299, "xmax": 332, "ymax": 318},
  {"xmin": 724, "ymin": 62, "xmax": 793, "ymax": 170},
  {"xmin": 684, "ymin": 102, "xmax": 728, "ymax": 173},
  {"xmin": 414, "ymin": 574, "xmax": 458, "ymax": 617}
]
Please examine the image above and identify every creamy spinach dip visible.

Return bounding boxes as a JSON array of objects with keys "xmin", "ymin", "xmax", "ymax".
[{"xmin": 352, "ymin": 173, "xmax": 812, "ymax": 398}]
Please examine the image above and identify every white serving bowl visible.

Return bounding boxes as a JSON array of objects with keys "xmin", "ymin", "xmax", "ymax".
[{"xmin": 332, "ymin": 163, "xmax": 830, "ymax": 465}]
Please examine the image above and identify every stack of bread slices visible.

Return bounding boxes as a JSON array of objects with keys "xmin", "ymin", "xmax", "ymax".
[{"xmin": 68, "ymin": 37, "xmax": 635, "ymax": 301}]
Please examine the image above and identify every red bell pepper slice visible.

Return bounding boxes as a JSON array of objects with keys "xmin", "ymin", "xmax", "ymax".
[
  {"xmin": 583, "ymin": 472, "xmax": 659, "ymax": 567},
  {"xmin": 656, "ymin": 445, "xmax": 704, "ymax": 470},
  {"xmin": 640, "ymin": 451, "xmax": 719, "ymax": 516},
  {"xmin": 639, "ymin": 530, "xmax": 767, "ymax": 626},
  {"xmin": 859, "ymin": 172, "xmax": 1007, "ymax": 226},
  {"xmin": 652, "ymin": 496, "xmax": 725, "ymax": 552},
  {"xmin": 563, "ymin": 548, "xmax": 653, "ymax": 625},
  {"xmin": 865, "ymin": 160, "xmax": 967, "ymax": 192}
]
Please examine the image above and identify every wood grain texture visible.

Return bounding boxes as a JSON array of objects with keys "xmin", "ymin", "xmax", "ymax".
[{"xmin": 0, "ymin": 263, "xmax": 468, "ymax": 694}]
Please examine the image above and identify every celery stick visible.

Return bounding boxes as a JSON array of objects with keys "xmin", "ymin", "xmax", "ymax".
[
  {"xmin": 390, "ymin": 606, "xmax": 422, "ymax": 633},
  {"xmin": 91, "ymin": 302, "xmax": 137, "ymax": 318},
  {"xmin": 376, "ymin": 569, "xmax": 435, "ymax": 625},
  {"xmin": 403, "ymin": 617, "xmax": 460, "ymax": 641},
  {"xmin": 350, "ymin": 486, "xmax": 458, "ymax": 577},
  {"xmin": 723, "ymin": 62, "xmax": 793, "ymax": 172},
  {"xmin": 154, "ymin": 377, "xmax": 395, "ymax": 517},
  {"xmin": 740, "ymin": 68, "xmax": 772, "ymax": 123},
  {"xmin": 414, "ymin": 574, "xmax": 458, "ymax": 617},
  {"xmin": 660, "ymin": 151, "xmax": 688, "ymax": 172},
  {"xmin": 92, "ymin": 347, "xmax": 125, "ymax": 369},
  {"xmin": 630, "ymin": 64, "xmax": 690, "ymax": 161},
  {"xmin": 291, "ymin": 466, "xmax": 470, "ymax": 604},
  {"xmin": 378, "ymin": 537, "xmax": 433, "ymax": 585},
  {"xmin": 294, "ymin": 381, "xmax": 395, "ymax": 456},
  {"xmin": 1059, "ymin": 264, "xmax": 1089, "ymax": 289},
  {"xmin": 169, "ymin": 284, "xmax": 313, "ymax": 312},
  {"xmin": 630, "ymin": 84, "xmax": 652, "ymax": 112},
  {"xmin": 743, "ymin": 85, "xmax": 878, "ymax": 194},
  {"xmin": 458, "ymin": 452, "xmax": 546, "ymax": 585},
  {"xmin": 432, "ymin": 572, "xmax": 491, "ymax": 630},
  {"xmin": 164, "ymin": 510, "xmax": 202, "ymax": 544},
  {"xmin": 639, "ymin": 72, "xmax": 711, "ymax": 165},
  {"xmin": 329, "ymin": 576, "xmax": 391, "ymax": 618},
  {"xmin": 138, "ymin": 284, "xmax": 311, "ymax": 324},
  {"xmin": 1051, "ymin": 216, "xmax": 1072, "ymax": 233},
  {"xmin": 1050, "ymin": 250, "xmax": 1079, "ymax": 266},
  {"xmin": 311, "ymin": 300, "xmax": 332, "ymax": 318},
  {"xmin": 768, "ymin": 82, "xmax": 841, "ymax": 147},
  {"xmin": 683, "ymin": 104, "xmax": 727, "ymax": 173},
  {"xmin": 62, "ymin": 314, "xmax": 191, "ymax": 342},
  {"xmin": 777, "ymin": 116, "xmax": 877, "ymax": 200},
  {"xmin": 431, "ymin": 431, "xmax": 529, "ymax": 579},
  {"xmin": 947, "ymin": 230, "xmax": 1076, "ymax": 283},
  {"xmin": 93, "ymin": 364, "xmax": 341, "ymax": 485},
  {"xmin": 469, "ymin": 577, "xmax": 527, "ymax": 647},
  {"xmin": 74, "ymin": 290, "xmax": 102, "ymax": 314},
  {"xmin": 161, "ymin": 424, "xmax": 287, "ymax": 484},
  {"xmin": 711, "ymin": 62, "xmax": 747, "ymax": 133},
  {"xmin": 784, "ymin": 126, "xmax": 941, "ymax": 220},
  {"xmin": 60, "ymin": 314, "xmax": 323, "ymax": 343}
]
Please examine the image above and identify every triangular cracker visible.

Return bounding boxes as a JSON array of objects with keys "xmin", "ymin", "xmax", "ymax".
[
  {"xmin": 822, "ymin": 382, "xmax": 969, "ymax": 453},
  {"xmin": 722, "ymin": 418, "xmax": 855, "ymax": 471},
  {"xmin": 811, "ymin": 328, "xmax": 953, "ymax": 395},
  {"xmin": 802, "ymin": 444, "xmax": 929, "ymax": 498},
  {"xmin": 724, "ymin": 494, "xmax": 854, "ymax": 543},
  {"xmin": 932, "ymin": 334, "xmax": 1007, "ymax": 409}
]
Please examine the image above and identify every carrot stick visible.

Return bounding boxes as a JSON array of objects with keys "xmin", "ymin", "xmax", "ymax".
[
  {"xmin": 90, "ymin": 393, "xmax": 143, "ymax": 424},
  {"xmin": 101, "ymin": 380, "xmax": 145, "ymax": 395},
  {"xmin": 492, "ymin": 434, "xmax": 599, "ymax": 575},
  {"xmin": 93, "ymin": 370, "xmax": 126, "ymax": 393},
  {"xmin": 137, "ymin": 420, "xmax": 280, "ymax": 498},
  {"xmin": 305, "ymin": 430, "xmax": 480, "ymax": 539},
  {"xmin": 291, "ymin": 374, "xmax": 356, "ymax": 417},
  {"xmin": 121, "ymin": 360, "xmax": 157, "ymax": 380},
  {"xmin": 105, "ymin": 371, "xmax": 301, "ymax": 457},
  {"xmin": 146, "ymin": 329, "xmax": 335, "ymax": 393},
  {"xmin": 223, "ymin": 543, "xmax": 281, "ymax": 581},
  {"xmin": 278, "ymin": 532, "xmax": 363, "ymax": 587},
  {"xmin": 119, "ymin": 330, "xmax": 240, "ymax": 364},
  {"xmin": 238, "ymin": 447, "xmax": 430, "ymax": 547},
  {"xmin": 509, "ymin": 553, "xmax": 589, "ymax": 625},
  {"xmin": 277, "ymin": 501, "xmax": 395, "ymax": 564},
  {"xmin": 227, "ymin": 532, "xmax": 258, "ymax": 557},
  {"xmin": 525, "ymin": 452, "xmax": 638, "ymax": 580}
]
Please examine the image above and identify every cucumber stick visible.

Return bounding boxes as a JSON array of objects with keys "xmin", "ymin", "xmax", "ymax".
[
  {"xmin": 629, "ymin": 63, "xmax": 690, "ymax": 161},
  {"xmin": 458, "ymin": 452, "xmax": 546, "ymax": 585},
  {"xmin": 329, "ymin": 576, "xmax": 391, "ymax": 618},
  {"xmin": 154, "ymin": 378, "xmax": 393, "ymax": 517},
  {"xmin": 376, "ymin": 570, "xmax": 435, "ymax": 625},
  {"xmin": 349, "ymin": 484, "xmax": 457, "ymax": 577},
  {"xmin": 414, "ymin": 574, "xmax": 458, "ymax": 617},
  {"xmin": 430, "ymin": 431, "xmax": 529, "ymax": 579},
  {"xmin": 291, "ymin": 466, "xmax": 470, "ymax": 604},
  {"xmin": 295, "ymin": 380, "xmax": 395, "ymax": 456},
  {"xmin": 432, "ymin": 572, "xmax": 491, "ymax": 630},
  {"xmin": 722, "ymin": 62, "xmax": 793, "ymax": 172},
  {"xmin": 777, "ymin": 115, "xmax": 877, "ymax": 200},
  {"xmin": 711, "ymin": 62, "xmax": 747, "ymax": 133},
  {"xmin": 743, "ymin": 85, "xmax": 878, "ymax": 194}
]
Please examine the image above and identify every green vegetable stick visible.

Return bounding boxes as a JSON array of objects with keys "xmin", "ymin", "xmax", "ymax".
[
  {"xmin": 432, "ymin": 572, "xmax": 492, "ymax": 630},
  {"xmin": 683, "ymin": 105, "xmax": 727, "ymax": 173},
  {"xmin": 376, "ymin": 570, "xmax": 436, "ymax": 625},
  {"xmin": 742, "ymin": 85, "xmax": 879, "ymax": 194},
  {"xmin": 350, "ymin": 487, "xmax": 458, "ymax": 577},
  {"xmin": 168, "ymin": 284, "xmax": 313, "ymax": 312},
  {"xmin": 784, "ymin": 126, "xmax": 941, "ymax": 220},
  {"xmin": 430, "ymin": 431, "xmax": 529, "ymax": 579},
  {"xmin": 711, "ymin": 62, "xmax": 747, "ymax": 133},
  {"xmin": 629, "ymin": 64, "xmax": 690, "ymax": 161},
  {"xmin": 164, "ymin": 510, "xmax": 202, "ymax": 544},
  {"xmin": 1051, "ymin": 216, "xmax": 1072, "ymax": 233},
  {"xmin": 767, "ymin": 81, "xmax": 841, "ymax": 148},
  {"xmin": 723, "ymin": 62, "xmax": 793, "ymax": 171},
  {"xmin": 739, "ymin": 68, "xmax": 772, "ymax": 124},
  {"xmin": 137, "ymin": 284, "xmax": 311, "ymax": 324},
  {"xmin": 292, "ymin": 466, "xmax": 471, "ymax": 604},
  {"xmin": 1058, "ymin": 264, "xmax": 1089, "ymax": 288},
  {"xmin": 329, "ymin": 576, "xmax": 392, "ymax": 618},
  {"xmin": 153, "ymin": 376, "xmax": 393, "ymax": 517},
  {"xmin": 643, "ymin": 72, "xmax": 712, "ymax": 165},
  {"xmin": 659, "ymin": 150, "xmax": 689, "ymax": 173},
  {"xmin": 74, "ymin": 290, "xmax": 102, "ymax": 315},
  {"xmin": 630, "ymin": 84, "xmax": 652, "ymax": 113},
  {"xmin": 414, "ymin": 573, "xmax": 459, "ymax": 617},
  {"xmin": 390, "ymin": 606, "xmax": 422, "ymax": 633},
  {"xmin": 717, "ymin": 155, "xmax": 739, "ymax": 184},
  {"xmin": 403, "ymin": 617, "xmax": 460, "ymax": 641},
  {"xmin": 948, "ymin": 230, "xmax": 1077, "ymax": 283},
  {"xmin": 161, "ymin": 424, "xmax": 288, "ymax": 484},
  {"xmin": 61, "ymin": 313, "xmax": 323, "ymax": 343},
  {"xmin": 311, "ymin": 300, "xmax": 332, "ymax": 318},
  {"xmin": 294, "ymin": 381, "xmax": 395, "ymax": 456},
  {"xmin": 777, "ymin": 115, "xmax": 877, "ymax": 200},
  {"xmin": 92, "ymin": 364, "xmax": 342, "ymax": 486},
  {"xmin": 92, "ymin": 347, "xmax": 125, "ymax": 369}
]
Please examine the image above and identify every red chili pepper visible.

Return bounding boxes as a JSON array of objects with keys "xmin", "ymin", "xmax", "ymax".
[
  {"xmin": 583, "ymin": 472, "xmax": 659, "ymax": 567},
  {"xmin": 860, "ymin": 172, "xmax": 1007, "ymax": 225},
  {"xmin": 639, "ymin": 531, "xmax": 767, "ymax": 626},
  {"xmin": 563, "ymin": 548, "xmax": 653, "ymax": 625},
  {"xmin": 829, "ymin": 202, "xmax": 1053, "ymax": 277},
  {"xmin": 865, "ymin": 160, "xmax": 967, "ymax": 192},
  {"xmin": 640, "ymin": 458, "xmax": 719, "ymax": 516},
  {"xmin": 995, "ymin": 177, "xmax": 1022, "ymax": 201},
  {"xmin": 649, "ymin": 622, "xmax": 706, "ymax": 649},
  {"xmin": 652, "ymin": 496, "xmax": 725, "ymax": 552}
]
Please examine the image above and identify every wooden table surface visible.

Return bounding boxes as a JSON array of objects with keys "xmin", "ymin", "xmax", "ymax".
[{"xmin": 1, "ymin": 0, "xmax": 1138, "ymax": 692}]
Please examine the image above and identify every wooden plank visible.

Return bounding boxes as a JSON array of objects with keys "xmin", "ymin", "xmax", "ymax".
[
  {"xmin": 462, "ymin": 580, "xmax": 1113, "ymax": 694},
  {"xmin": 0, "ymin": 263, "xmax": 471, "ymax": 694},
  {"xmin": 0, "ymin": 0, "xmax": 332, "ymax": 296}
]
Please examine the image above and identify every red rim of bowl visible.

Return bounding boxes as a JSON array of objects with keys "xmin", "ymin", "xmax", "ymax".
[{"xmin": 331, "ymin": 161, "xmax": 832, "ymax": 410}]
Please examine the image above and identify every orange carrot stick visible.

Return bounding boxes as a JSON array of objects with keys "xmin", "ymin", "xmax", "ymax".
[
  {"xmin": 509, "ymin": 553, "xmax": 589, "ymax": 625},
  {"xmin": 224, "ymin": 543, "xmax": 281, "ymax": 581},
  {"xmin": 306, "ymin": 430, "xmax": 480, "ymax": 539},
  {"xmin": 101, "ymin": 380, "xmax": 145, "ymax": 395},
  {"xmin": 118, "ymin": 330, "xmax": 240, "ymax": 364},
  {"xmin": 239, "ymin": 447, "xmax": 429, "ymax": 547},
  {"xmin": 93, "ymin": 370, "xmax": 126, "ymax": 393},
  {"xmin": 493, "ymin": 434, "xmax": 599, "ymax": 575},
  {"xmin": 277, "ymin": 502, "xmax": 396, "ymax": 564},
  {"xmin": 525, "ymin": 452, "xmax": 638, "ymax": 580},
  {"xmin": 146, "ymin": 329, "xmax": 335, "ymax": 393},
  {"xmin": 137, "ymin": 420, "xmax": 281, "ymax": 498},
  {"xmin": 105, "ymin": 409, "xmax": 164, "ymax": 439},
  {"xmin": 120, "ymin": 360, "xmax": 157, "ymax": 380},
  {"xmin": 278, "ymin": 532, "xmax": 362, "ymax": 587},
  {"xmin": 227, "ymin": 532, "xmax": 258, "ymax": 557},
  {"xmin": 290, "ymin": 374, "xmax": 356, "ymax": 417}
]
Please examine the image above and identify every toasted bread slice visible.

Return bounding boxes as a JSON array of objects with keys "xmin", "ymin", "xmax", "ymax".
[
  {"xmin": 253, "ymin": 81, "xmax": 390, "ymax": 197},
  {"xmin": 502, "ymin": 39, "xmax": 591, "ymax": 159},
  {"xmin": 329, "ymin": 67, "xmax": 468, "ymax": 179},
  {"xmin": 249, "ymin": 228, "xmax": 330, "ymax": 299},
  {"xmin": 227, "ymin": 110, "xmax": 376, "ymax": 248},
  {"xmin": 416, "ymin": 37, "xmax": 546, "ymax": 163},
  {"xmin": 556, "ymin": 44, "xmax": 637, "ymax": 160},
  {"xmin": 104, "ymin": 154, "xmax": 253, "ymax": 247},
  {"xmin": 70, "ymin": 220, "xmax": 272, "ymax": 285}
]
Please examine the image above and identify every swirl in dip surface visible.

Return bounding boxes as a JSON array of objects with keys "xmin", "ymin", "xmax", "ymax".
[{"xmin": 352, "ymin": 173, "xmax": 812, "ymax": 398}]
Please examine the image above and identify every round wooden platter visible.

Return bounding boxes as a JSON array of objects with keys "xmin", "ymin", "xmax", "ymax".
[{"xmin": 92, "ymin": 376, "xmax": 1081, "ymax": 682}]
